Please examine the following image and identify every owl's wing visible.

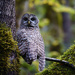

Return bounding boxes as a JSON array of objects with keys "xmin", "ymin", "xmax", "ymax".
[{"xmin": 17, "ymin": 30, "xmax": 28, "ymax": 55}]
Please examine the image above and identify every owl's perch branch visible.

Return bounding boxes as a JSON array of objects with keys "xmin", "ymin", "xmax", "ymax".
[{"xmin": 45, "ymin": 57, "xmax": 75, "ymax": 69}]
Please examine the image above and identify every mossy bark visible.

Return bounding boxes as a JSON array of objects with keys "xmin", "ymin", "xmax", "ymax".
[
  {"xmin": 0, "ymin": 0, "xmax": 20, "ymax": 75},
  {"xmin": 0, "ymin": 23, "xmax": 20, "ymax": 75},
  {"xmin": 36, "ymin": 44, "xmax": 75, "ymax": 75}
]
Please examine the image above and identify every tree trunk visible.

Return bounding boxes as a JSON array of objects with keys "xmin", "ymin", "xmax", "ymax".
[
  {"xmin": 0, "ymin": 0, "xmax": 19, "ymax": 75},
  {"xmin": 0, "ymin": 0, "xmax": 16, "ymax": 40},
  {"xmin": 62, "ymin": 13, "xmax": 71, "ymax": 48},
  {"xmin": 61, "ymin": 0, "xmax": 71, "ymax": 49}
]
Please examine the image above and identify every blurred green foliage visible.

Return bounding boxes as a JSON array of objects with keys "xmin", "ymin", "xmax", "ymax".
[
  {"xmin": 16, "ymin": 0, "xmax": 75, "ymax": 75},
  {"xmin": 29, "ymin": 0, "xmax": 75, "ymax": 14},
  {"xmin": 19, "ymin": 57, "xmax": 39, "ymax": 75}
]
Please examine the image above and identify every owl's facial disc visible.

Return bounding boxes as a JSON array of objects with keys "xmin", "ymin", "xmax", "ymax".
[
  {"xmin": 23, "ymin": 17, "xmax": 36, "ymax": 27},
  {"xmin": 21, "ymin": 13, "xmax": 39, "ymax": 28}
]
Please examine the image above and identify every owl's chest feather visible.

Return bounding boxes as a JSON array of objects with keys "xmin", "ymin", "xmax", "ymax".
[{"xmin": 22, "ymin": 28, "xmax": 41, "ymax": 43}]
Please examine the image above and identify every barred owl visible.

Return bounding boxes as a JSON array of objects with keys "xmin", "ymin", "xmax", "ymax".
[{"xmin": 17, "ymin": 13, "xmax": 45, "ymax": 71}]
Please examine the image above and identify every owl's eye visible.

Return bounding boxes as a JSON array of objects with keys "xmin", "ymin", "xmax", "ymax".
[
  {"xmin": 23, "ymin": 17, "xmax": 28, "ymax": 21},
  {"xmin": 31, "ymin": 17, "xmax": 36, "ymax": 21}
]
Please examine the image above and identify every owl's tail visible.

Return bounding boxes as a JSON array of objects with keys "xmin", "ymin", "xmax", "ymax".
[{"xmin": 39, "ymin": 55, "xmax": 45, "ymax": 71}]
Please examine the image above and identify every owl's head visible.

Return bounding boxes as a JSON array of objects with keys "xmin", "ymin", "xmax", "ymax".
[{"xmin": 20, "ymin": 13, "xmax": 39, "ymax": 29}]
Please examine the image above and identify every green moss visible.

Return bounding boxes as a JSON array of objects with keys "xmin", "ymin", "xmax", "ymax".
[
  {"xmin": 36, "ymin": 44, "xmax": 75, "ymax": 75},
  {"xmin": 0, "ymin": 23, "xmax": 20, "ymax": 74}
]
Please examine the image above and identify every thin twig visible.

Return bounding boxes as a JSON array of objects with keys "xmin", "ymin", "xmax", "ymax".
[{"xmin": 45, "ymin": 57, "xmax": 75, "ymax": 69}]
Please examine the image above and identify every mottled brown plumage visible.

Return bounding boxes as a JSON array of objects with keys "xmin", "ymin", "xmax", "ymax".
[{"xmin": 17, "ymin": 13, "xmax": 45, "ymax": 71}]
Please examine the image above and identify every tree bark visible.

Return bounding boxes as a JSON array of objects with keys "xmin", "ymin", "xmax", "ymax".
[
  {"xmin": 0, "ymin": 0, "xmax": 19, "ymax": 75},
  {"xmin": 0, "ymin": 0, "xmax": 16, "ymax": 40}
]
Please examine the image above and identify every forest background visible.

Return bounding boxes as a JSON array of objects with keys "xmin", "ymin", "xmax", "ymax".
[{"xmin": 16, "ymin": 0, "xmax": 75, "ymax": 75}]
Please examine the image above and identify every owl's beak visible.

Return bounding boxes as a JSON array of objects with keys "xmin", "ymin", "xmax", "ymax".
[{"xmin": 28, "ymin": 21, "xmax": 30, "ymax": 24}]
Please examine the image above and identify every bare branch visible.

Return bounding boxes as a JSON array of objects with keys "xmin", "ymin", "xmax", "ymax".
[{"xmin": 45, "ymin": 57, "xmax": 75, "ymax": 69}]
